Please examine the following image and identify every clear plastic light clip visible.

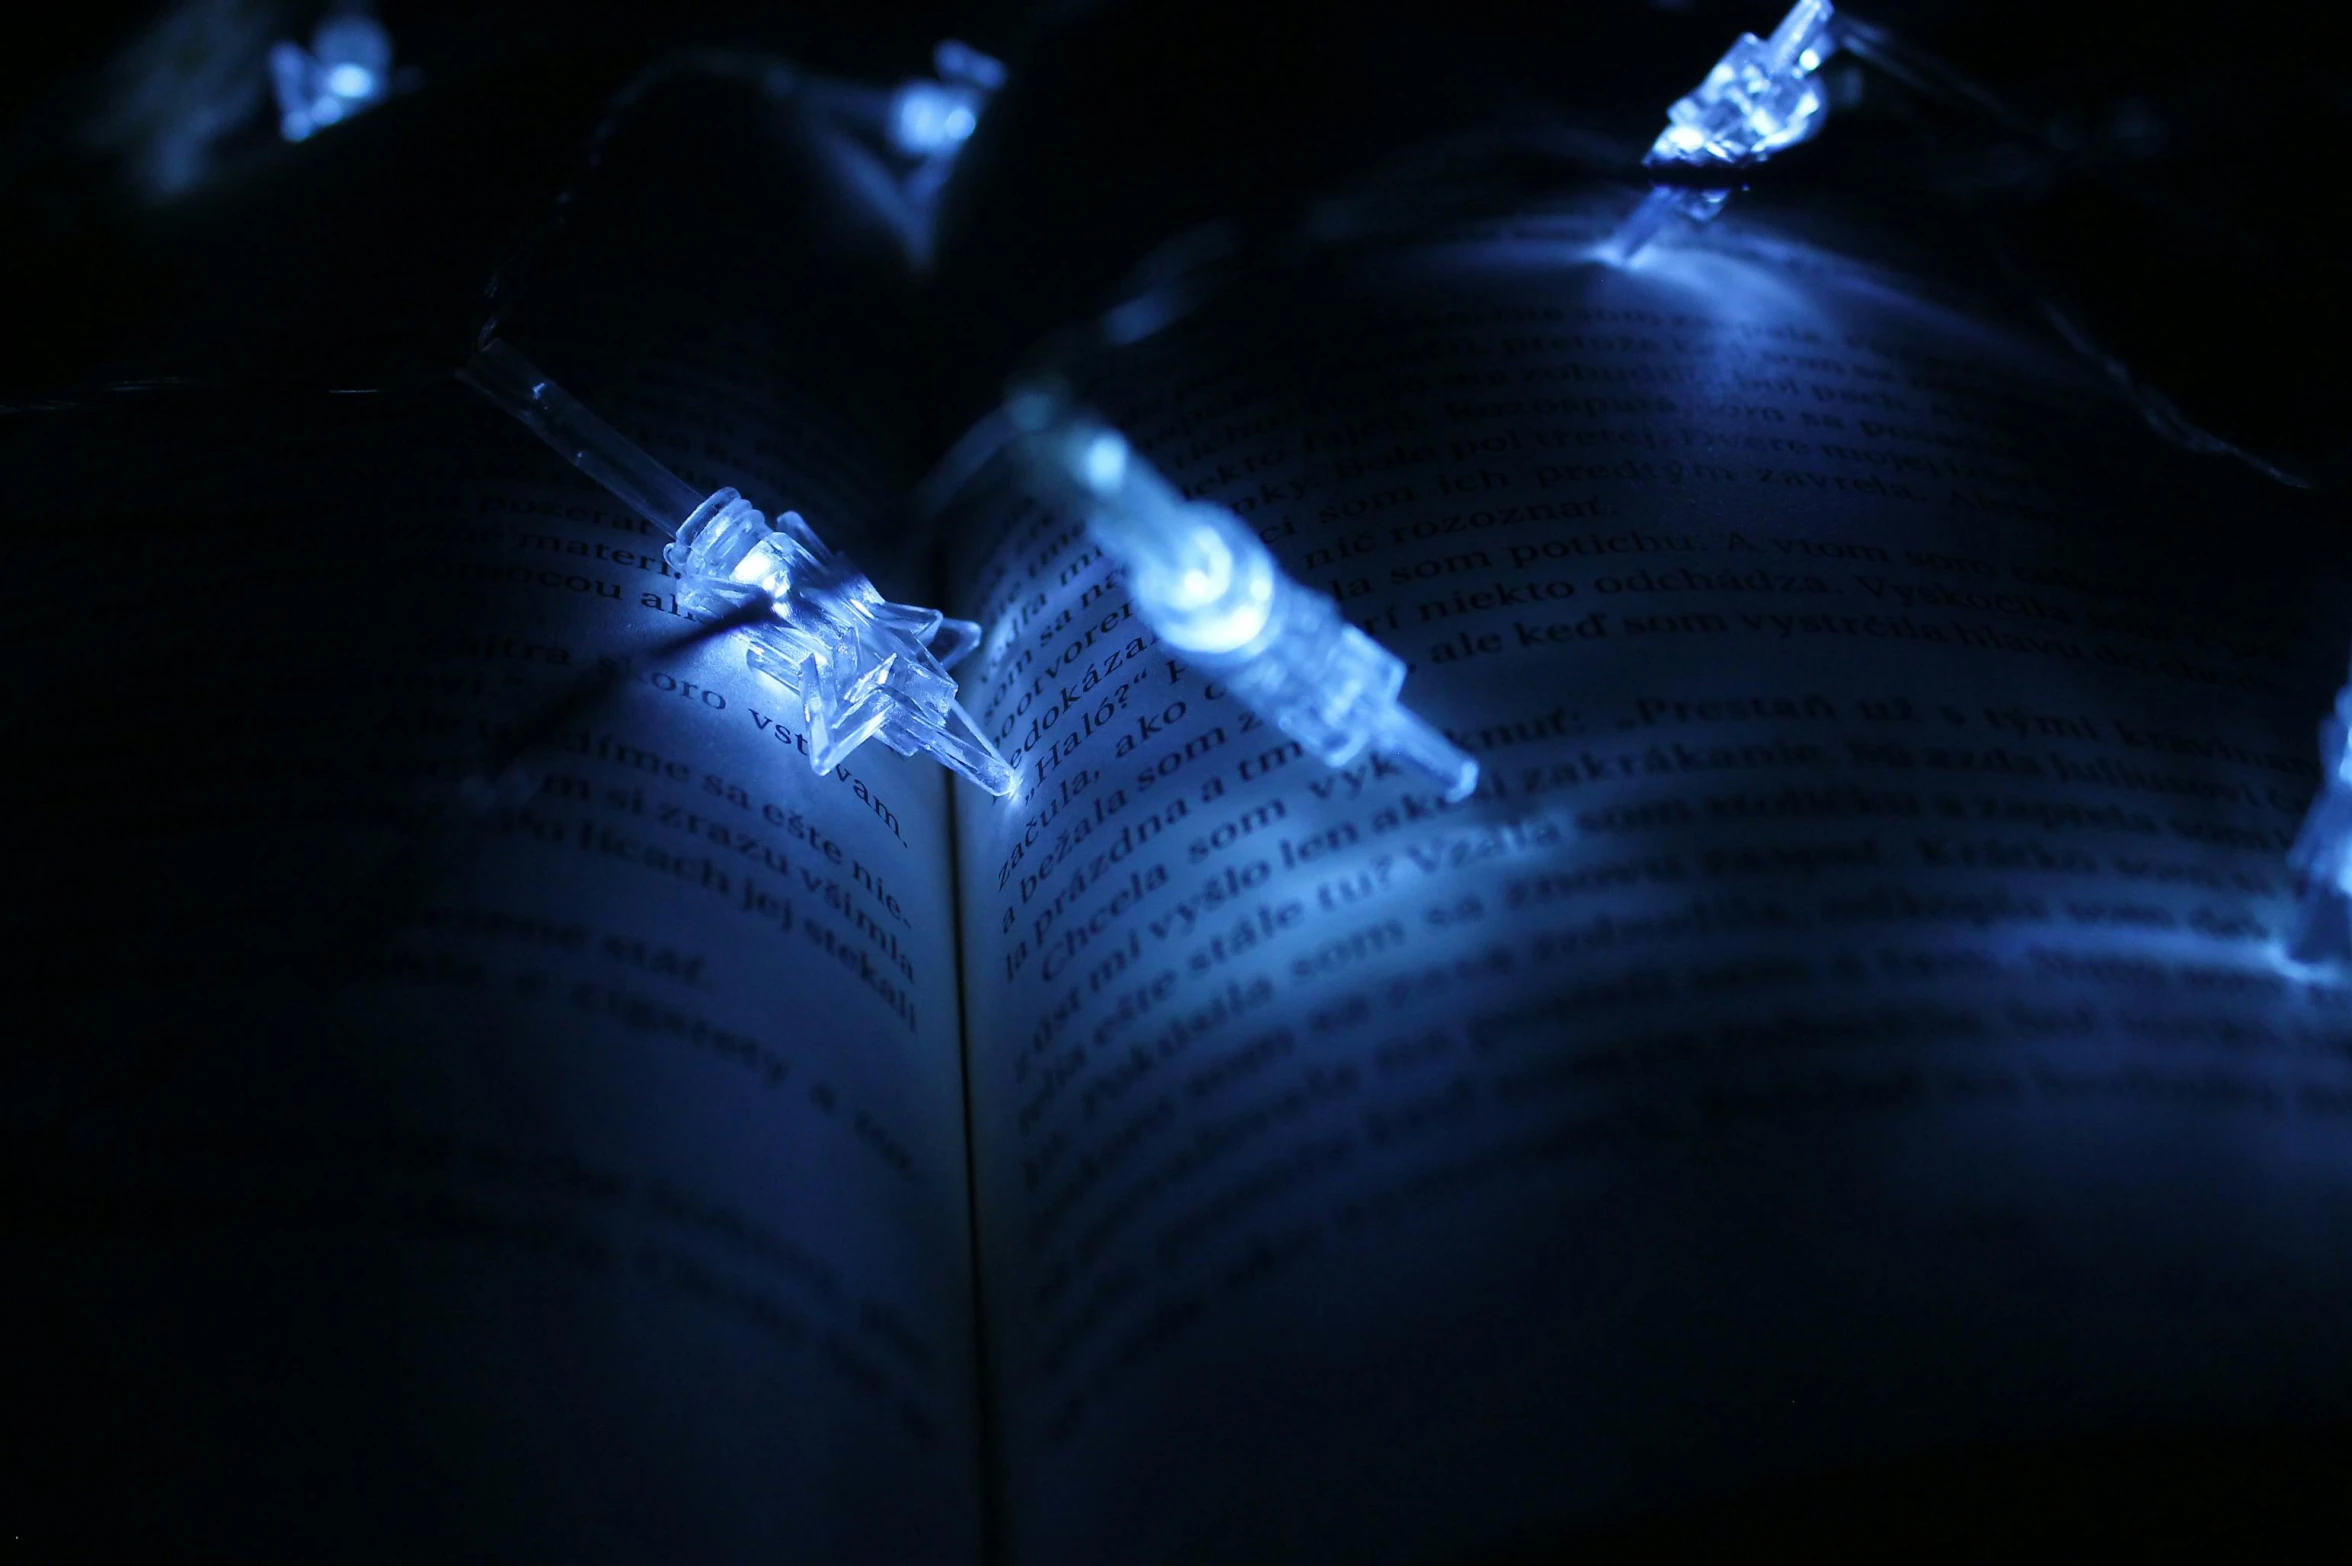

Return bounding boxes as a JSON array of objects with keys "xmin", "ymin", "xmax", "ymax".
[
  {"xmin": 270, "ymin": 12, "xmax": 395, "ymax": 142},
  {"xmin": 1607, "ymin": 0, "xmax": 1840, "ymax": 262},
  {"xmin": 888, "ymin": 39, "xmax": 1006, "ymax": 159},
  {"xmin": 2284, "ymin": 655, "xmax": 2352, "ymax": 965},
  {"xmin": 464, "ymin": 340, "xmax": 1017, "ymax": 796},
  {"xmin": 1003, "ymin": 385, "xmax": 1479, "ymax": 802}
]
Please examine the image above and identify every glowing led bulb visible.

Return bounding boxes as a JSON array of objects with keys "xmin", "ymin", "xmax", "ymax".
[
  {"xmin": 2283, "ymin": 659, "xmax": 2352, "ymax": 964},
  {"xmin": 888, "ymin": 39, "xmax": 1006, "ymax": 158},
  {"xmin": 464, "ymin": 341, "xmax": 1017, "ymax": 796},
  {"xmin": 1608, "ymin": 0, "xmax": 1840, "ymax": 262},
  {"xmin": 270, "ymin": 13, "xmax": 394, "ymax": 143},
  {"xmin": 1004, "ymin": 387, "xmax": 1479, "ymax": 802}
]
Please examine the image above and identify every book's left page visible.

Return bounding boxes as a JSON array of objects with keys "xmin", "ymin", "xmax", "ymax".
[{"xmin": 5, "ymin": 64, "xmax": 982, "ymax": 1562}]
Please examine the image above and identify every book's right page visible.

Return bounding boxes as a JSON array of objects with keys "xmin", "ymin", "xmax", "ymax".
[{"xmin": 941, "ymin": 192, "xmax": 2352, "ymax": 1562}]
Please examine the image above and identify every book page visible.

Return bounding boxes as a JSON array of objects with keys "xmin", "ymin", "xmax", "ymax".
[
  {"xmin": 8, "ymin": 72, "xmax": 982, "ymax": 1562},
  {"xmin": 941, "ymin": 194, "xmax": 2352, "ymax": 1563}
]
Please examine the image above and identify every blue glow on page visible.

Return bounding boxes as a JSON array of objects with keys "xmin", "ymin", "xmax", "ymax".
[{"xmin": 1084, "ymin": 435, "xmax": 1126, "ymax": 490}]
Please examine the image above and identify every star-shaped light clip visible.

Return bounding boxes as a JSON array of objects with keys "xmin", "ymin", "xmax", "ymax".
[
  {"xmin": 1607, "ymin": 0, "xmax": 1840, "ymax": 263},
  {"xmin": 465, "ymin": 340, "xmax": 1016, "ymax": 796}
]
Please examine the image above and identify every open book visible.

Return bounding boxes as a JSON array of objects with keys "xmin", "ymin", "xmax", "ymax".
[{"xmin": 14, "ymin": 25, "xmax": 2352, "ymax": 1562}]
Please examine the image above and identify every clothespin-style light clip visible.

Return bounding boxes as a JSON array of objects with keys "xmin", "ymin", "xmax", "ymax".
[
  {"xmin": 1607, "ymin": 0, "xmax": 1840, "ymax": 262},
  {"xmin": 1002, "ymin": 385, "xmax": 1480, "ymax": 803},
  {"xmin": 464, "ymin": 340, "xmax": 1017, "ymax": 796},
  {"xmin": 269, "ymin": 11, "xmax": 394, "ymax": 142},
  {"xmin": 888, "ymin": 39, "xmax": 1007, "ymax": 160},
  {"xmin": 2283, "ymin": 656, "xmax": 2352, "ymax": 965}
]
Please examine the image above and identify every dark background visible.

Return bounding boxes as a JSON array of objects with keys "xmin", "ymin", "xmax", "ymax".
[{"xmin": 2, "ymin": 0, "xmax": 2346, "ymax": 484}]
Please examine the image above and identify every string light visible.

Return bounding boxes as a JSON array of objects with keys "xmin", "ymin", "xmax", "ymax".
[
  {"xmin": 464, "ymin": 340, "xmax": 1018, "ymax": 796},
  {"xmin": 2283, "ymin": 660, "xmax": 2352, "ymax": 964},
  {"xmin": 269, "ymin": 12, "xmax": 394, "ymax": 142},
  {"xmin": 1001, "ymin": 384, "xmax": 1479, "ymax": 802},
  {"xmin": 1607, "ymin": 0, "xmax": 1840, "ymax": 262},
  {"xmin": 888, "ymin": 40, "xmax": 1006, "ymax": 159}
]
